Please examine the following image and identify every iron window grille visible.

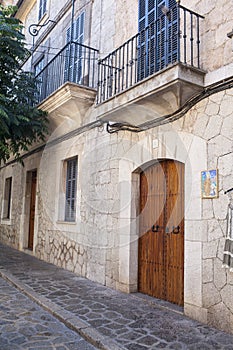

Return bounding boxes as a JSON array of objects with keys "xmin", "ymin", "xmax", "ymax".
[
  {"xmin": 65, "ymin": 157, "xmax": 77, "ymax": 222},
  {"xmin": 2, "ymin": 177, "xmax": 12, "ymax": 219}
]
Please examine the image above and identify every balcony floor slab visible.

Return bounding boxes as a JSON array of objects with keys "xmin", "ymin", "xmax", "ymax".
[
  {"xmin": 39, "ymin": 82, "xmax": 96, "ymax": 138},
  {"xmin": 95, "ymin": 63, "xmax": 205, "ymax": 127}
]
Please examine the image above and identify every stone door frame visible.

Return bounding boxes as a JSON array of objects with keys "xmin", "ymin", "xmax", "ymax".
[{"xmin": 117, "ymin": 131, "xmax": 208, "ymax": 323}]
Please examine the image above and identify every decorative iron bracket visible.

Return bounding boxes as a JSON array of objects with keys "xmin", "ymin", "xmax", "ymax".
[{"xmin": 29, "ymin": 19, "xmax": 56, "ymax": 37}]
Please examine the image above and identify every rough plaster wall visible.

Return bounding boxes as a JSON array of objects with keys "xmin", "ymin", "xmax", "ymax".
[
  {"xmin": 91, "ymin": 0, "xmax": 138, "ymax": 56},
  {"xmin": 101, "ymin": 0, "xmax": 116, "ymax": 56},
  {"xmin": 114, "ymin": 0, "xmax": 138, "ymax": 48}
]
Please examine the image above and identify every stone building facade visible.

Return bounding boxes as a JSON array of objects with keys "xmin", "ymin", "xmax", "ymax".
[{"xmin": 1, "ymin": 0, "xmax": 233, "ymax": 334}]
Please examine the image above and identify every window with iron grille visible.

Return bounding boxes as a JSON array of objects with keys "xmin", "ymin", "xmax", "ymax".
[
  {"xmin": 2, "ymin": 177, "xmax": 12, "ymax": 219},
  {"xmin": 38, "ymin": 0, "xmax": 47, "ymax": 21},
  {"xmin": 64, "ymin": 11, "xmax": 85, "ymax": 83},
  {"xmin": 138, "ymin": 0, "xmax": 178, "ymax": 80},
  {"xmin": 65, "ymin": 157, "xmax": 77, "ymax": 222}
]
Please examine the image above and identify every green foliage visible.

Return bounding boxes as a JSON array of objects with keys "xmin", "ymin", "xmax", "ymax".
[{"xmin": 0, "ymin": 5, "xmax": 48, "ymax": 163}]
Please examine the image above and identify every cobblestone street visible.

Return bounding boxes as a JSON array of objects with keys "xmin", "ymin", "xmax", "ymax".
[
  {"xmin": 0, "ymin": 277, "xmax": 97, "ymax": 350},
  {"xmin": 1, "ymin": 243, "xmax": 233, "ymax": 350}
]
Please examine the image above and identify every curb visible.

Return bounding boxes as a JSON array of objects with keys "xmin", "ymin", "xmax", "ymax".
[{"xmin": 0, "ymin": 268, "xmax": 126, "ymax": 350}]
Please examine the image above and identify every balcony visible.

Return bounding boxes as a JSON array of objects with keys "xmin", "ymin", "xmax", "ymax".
[
  {"xmin": 36, "ymin": 42, "xmax": 98, "ymax": 131},
  {"xmin": 96, "ymin": 4, "xmax": 205, "ymax": 126}
]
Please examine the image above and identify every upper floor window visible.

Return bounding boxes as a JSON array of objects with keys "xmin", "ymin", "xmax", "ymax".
[
  {"xmin": 64, "ymin": 11, "xmax": 85, "ymax": 83},
  {"xmin": 34, "ymin": 56, "xmax": 45, "ymax": 76},
  {"xmin": 138, "ymin": 0, "xmax": 178, "ymax": 78},
  {"xmin": 66, "ymin": 11, "xmax": 85, "ymax": 44},
  {"xmin": 2, "ymin": 177, "xmax": 12, "ymax": 220},
  {"xmin": 34, "ymin": 56, "xmax": 45, "ymax": 100},
  {"xmin": 38, "ymin": 0, "xmax": 47, "ymax": 21}
]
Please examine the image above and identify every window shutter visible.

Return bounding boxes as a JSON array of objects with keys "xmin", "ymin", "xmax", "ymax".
[
  {"xmin": 138, "ymin": 0, "xmax": 178, "ymax": 77},
  {"xmin": 64, "ymin": 12, "xmax": 85, "ymax": 83},
  {"xmin": 43, "ymin": 0, "xmax": 47, "ymax": 15},
  {"xmin": 167, "ymin": 0, "xmax": 178, "ymax": 65},
  {"xmin": 38, "ymin": 0, "xmax": 47, "ymax": 20},
  {"xmin": 34, "ymin": 56, "xmax": 45, "ymax": 101},
  {"xmin": 64, "ymin": 27, "xmax": 72, "ymax": 81},
  {"xmin": 66, "ymin": 26, "xmax": 71, "ymax": 43},
  {"xmin": 65, "ymin": 157, "xmax": 77, "ymax": 222},
  {"xmin": 77, "ymin": 12, "xmax": 85, "ymax": 43},
  {"xmin": 74, "ymin": 12, "xmax": 85, "ymax": 83}
]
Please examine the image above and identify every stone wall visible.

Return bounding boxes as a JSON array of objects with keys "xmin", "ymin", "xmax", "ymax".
[
  {"xmin": 0, "ymin": 163, "xmax": 24, "ymax": 249},
  {"xmin": 165, "ymin": 88, "xmax": 233, "ymax": 333}
]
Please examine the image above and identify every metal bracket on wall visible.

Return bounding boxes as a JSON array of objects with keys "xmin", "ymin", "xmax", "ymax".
[
  {"xmin": 29, "ymin": 20, "xmax": 57, "ymax": 37},
  {"xmin": 224, "ymin": 187, "xmax": 233, "ymax": 194}
]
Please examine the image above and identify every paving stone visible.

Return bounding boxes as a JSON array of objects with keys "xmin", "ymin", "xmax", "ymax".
[
  {"xmin": 125, "ymin": 344, "xmax": 148, "ymax": 350},
  {"xmin": 138, "ymin": 335, "xmax": 160, "ymax": 346},
  {"xmin": 167, "ymin": 342, "xmax": 185, "ymax": 349}
]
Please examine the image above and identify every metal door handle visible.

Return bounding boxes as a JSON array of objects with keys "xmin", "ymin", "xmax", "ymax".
[
  {"xmin": 172, "ymin": 225, "xmax": 180, "ymax": 234},
  {"xmin": 152, "ymin": 224, "xmax": 160, "ymax": 232},
  {"xmin": 152, "ymin": 225, "xmax": 169, "ymax": 233}
]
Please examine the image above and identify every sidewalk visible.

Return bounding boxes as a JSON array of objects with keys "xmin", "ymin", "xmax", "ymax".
[{"xmin": 0, "ymin": 243, "xmax": 233, "ymax": 350}]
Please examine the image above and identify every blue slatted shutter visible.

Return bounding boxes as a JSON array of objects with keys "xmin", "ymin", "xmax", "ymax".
[
  {"xmin": 39, "ymin": 0, "xmax": 47, "ymax": 20},
  {"xmin": 64, "ymin": 12, "xmax": 85, "ymax": 83},
  {"xmin": 138, "ymin": 0, "xmax": 178, "ymax": 78},
  {"xmin": 157, "ymin": 0, "xmax": 178, "ymax": 69},
  {"xmin": 138, "ymin": 0, "xmax": 155, "ymax": 79},
  {"xmin": 64, "ymin": 27, "xmax": 72, "ymax": 81},
  {"xmin": 65, "ymin": 157, "xmax": 77, "ymax": 222},
  {"xmin": 74, "ymin": 12, "xmax": 85, "ymax": 83},
  {"xmin": 34, "ymin": 56, "xmax": 45, "ymax": 100}
]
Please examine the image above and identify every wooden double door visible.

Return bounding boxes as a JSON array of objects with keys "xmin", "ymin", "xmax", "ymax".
[{"xmin": 138, "ymin": 160, "xmax": 184, "ymax": 306}]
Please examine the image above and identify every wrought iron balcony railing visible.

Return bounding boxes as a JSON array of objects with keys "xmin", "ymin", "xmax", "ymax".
[
  {"xmin": 97, "ymin": 4, "xmax": 204, "ymax": 104},
  {"xmin": 35, "ymin": 41, "xmax": 99, "ymax": 104}
]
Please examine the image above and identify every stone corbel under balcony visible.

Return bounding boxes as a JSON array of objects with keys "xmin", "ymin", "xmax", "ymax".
[
  {"xmin": 39, "ymin": 82, "xmax": 96, "ymax": 137},
  {"xmin": 95, "ymin": 63, "xmax": 205, "ymax": 127}
]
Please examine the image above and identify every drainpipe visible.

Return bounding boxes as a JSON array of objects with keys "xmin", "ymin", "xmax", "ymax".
[{"xmin": 70, "ymin": 0, "xmax": 75, "ymax": 42}]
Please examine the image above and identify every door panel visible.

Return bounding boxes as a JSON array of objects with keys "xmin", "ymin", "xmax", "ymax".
[{"xmin": 138, "ymin": 160, "xmax": 184, "ymax": 306}]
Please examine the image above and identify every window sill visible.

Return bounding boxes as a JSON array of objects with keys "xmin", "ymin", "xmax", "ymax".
[
  {"xmin": 56, "ymin": 220, "xmax": 77, "ymax": 225},
  {"xmin": 1, "ymin": 218, "xmax": 12, "ymax": 225}
]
